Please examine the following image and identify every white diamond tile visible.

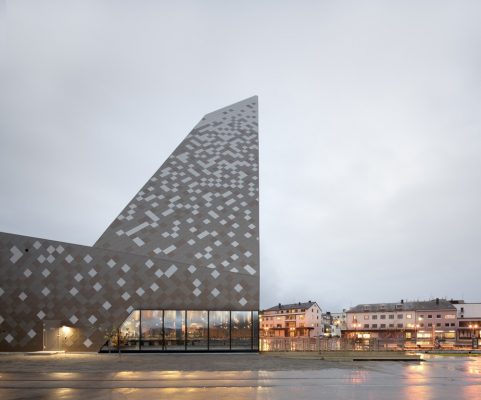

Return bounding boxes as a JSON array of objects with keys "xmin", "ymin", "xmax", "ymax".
[
  {"xmin": 145, "ymin": 259, "xmax": 154, "ymax": 269},
  {"xmin": 155, "ymin": 269, "xmax": 163, "ymax": 278},
  {"xmin": 74, "ymin": 273, "xmax": 83, "ymax": 282},
  {"xmin": 211, "ymin": 288, "xmax": 220, "ymax": 297},
  {"xmin": 117, "ymin": 277, "xmax": 126, "ymax": 287},
  {"xmin": 88, "ymin": 268, "xmax": 97, "ymax": 277},
  {"xmin": 69, "ymin": 315, "xmax": 78, "ymax": 324},
  {"xmin": 83, "ymin": 254, "xmax": 93, "ymax": 264},
  {"xmin": 234, "ymin": 284, "xmax": 243, "ymax": 292},
  {"xmin": 193, "ymin": 288, "xmax": 201, "ymax": 297},
  {"xmin": 136, "ymin": 287, "xmax": 145, "ymax": 296},
  {"xmin": 46, "ymin": 255, "xmax": 55, "ymax": 264},
  {"xmin": 88, "ymin": 315, "xmax": 97, "ymax": 325},
  {"xmin": 93, "ymin": 282, "xmax": 102, "ymax": 292},
  {"xmin": 83, "ymin": 338, "xmax": 93, "ymax": 348},
  {"xmin": 239, "ymin": 297, "xmax": 247, "ymax": 306},
  {"xmin": 70, "ymin": 287, "xmax": 78, "ymax": 296},
  {"xmin": 41, "ymin": 287, "xmax": 50, "ymax": 296},
  {"xmin": 27, "ymin": 329, "xmax": 36, "ymax": 338},
  {"xmin": 24, "ymin": 268, "xmax": 32, "ymax": 278},
  {"xmin": 65, "ymin": 254, "xmax": 74, "ymax": 264},
  {"xmin": 165, "ymin": 264, "xmax": 178, "ymax": 278},
  {"xmin": 33, "ymin": 241, "xmax": 41, "ymax": 250},
  {"xmin": 122, "ymin": 292, "xmax": 130, "ymax": 301},
  {"xmin": 42, "ymin": 268, "xmax": 50, "ymax": 278},
  {"xmin": 244, "ymin": 265, "xmax": 256, "ymax": 275},
  {"xmin": 193, "ymin": 279, "xmax": 201, "ymax": 287},
  {"xmin": 18, "ymin": 292, "xmax": 27, "ymax": 301},
  {"xmin": 37, "ymin": 310, "xmax": 46, "ymax": 320},
  {"xmin": 107, "ymin": 259, "xmax": 116, "ymax": 268},
  {"xmin": 121, "ymin": 264, "xmax": 130, "ymax": 273},
  {"xmin": 5, "ymin": 334, "xmax": 13, "ymax": 343},
  {"xmin": 150, "ymin": 283, "xmax": 159, "ymax": 292},
  {"xmin": 188, "ymin": 265, "xmax": 197, "ymax": 274},
  {"xmin": 211, "ymin": 270, "xmax": 220, "ymax": 279},
  {"xmin": 103, "ymin": 301, "xmax": 112, "ymax": 310},
  {"xmin": 37, "ymin": 255, "xmax": 46, "ymax": 263}
]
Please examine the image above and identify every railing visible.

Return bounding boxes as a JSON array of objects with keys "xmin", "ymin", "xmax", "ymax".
[{"xmin": 259, "ymin": 337, "xmax": 412, "ymax": 352}]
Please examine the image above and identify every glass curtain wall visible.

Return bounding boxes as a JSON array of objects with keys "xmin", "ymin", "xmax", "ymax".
[
  {"xmin": 232, "ymin": 311, "xmax": 252, "ymax": 349},
  {"xmin": 111, "ymin": 310, "xmax": 258, "ymax": 352},
  {"xmin": 164, "ymin": 310, "xmax": 186, "ymax": 350},
  {"xmin": 186, "ymin": 310, "xmax": 208, "ymax": 350},
  {"xmin": 209, "ymin": 311, "xmax": 230, "ymax": 349},
  {"xmin": 119, "ymin": 310, "xmax": 140, "ymax": 350},
  {"xmin": 140, "ymin": 310, "xmax": 163, "ymax": 350}
]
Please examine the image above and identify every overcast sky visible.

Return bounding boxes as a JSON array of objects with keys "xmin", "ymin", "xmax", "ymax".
[{"xmin": 1, "ymin": 1, "xmax": 481, "ymax": 311}]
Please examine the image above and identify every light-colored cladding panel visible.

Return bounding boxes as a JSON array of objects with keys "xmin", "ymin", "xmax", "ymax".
[
  {"xmin": 0, "ymin": 97, "xmax": 260, "ymax": 351},
  {"xmin": 96, "ymin": 96, "xmax": 259, "ymax": 279}
]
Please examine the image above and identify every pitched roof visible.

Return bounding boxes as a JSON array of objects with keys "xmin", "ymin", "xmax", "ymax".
[
  {"xmin": 263, "ymin": 301, "xmax": 318, "ymax": 312},
  {"xmin": 347, "ymin": 299, "xmax": 456, "ymax": 313}
]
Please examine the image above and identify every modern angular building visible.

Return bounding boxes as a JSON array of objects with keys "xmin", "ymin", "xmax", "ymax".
[{"xmin": 0, "ymin": 96, "xmax": 259, "ymax": 352}]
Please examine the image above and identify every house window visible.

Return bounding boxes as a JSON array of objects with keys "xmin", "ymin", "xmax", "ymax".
[
  {"xmin": 389, "ymin": 315, "xmax": 394, "ymax": 319},
  {"xmin": 436, "ymin": 323, "xmax": 441, "ymax": 327},
  {"xmin": 436, "ymin": 315, "xmax": 441, "ymax": 319},
  {"xmin": 397, "ymin": 323, "xmax": 403, "ymax": 328},
  {"xmin": 445, "ymin": 323, "xmax": 449, "ymax": 327},
  {"xmin": 380, "ymin": 324, "xmax": 386, "ymax": 328},
  {"xmin": 407, "ymin": 314, "xmax": 412, "ymax": 319},
  {"xmin": 397, "ymin": 315, "xmax": 403, "ymax": 319},
  {"xmin": 364, "ymin": 315, "xmax": 369, "ymax": 320},
  {"xmin": 389, "ymin": 324, "xmax": 394, "ymax": 328},
  {"xmin": 372, "ymin": 324, "xmax": 378, "ymax": 328},
  {"xmin": 364, "ymin": 324, "xmax": 369, "ymax": 328},
  {"xmin": 380, "ymin": 315, "xmax": 386, "ymax": 320},
  {"xmin": 428, "ymin": 315, "xmax": 432, "ymax": 318},
  {"xmin": 372, "ymin": 315, "xmax": 378, "ymax": 320},
  {"xmin": 428, "ymin": 323, "xmax": 432, "ymax": 327}
]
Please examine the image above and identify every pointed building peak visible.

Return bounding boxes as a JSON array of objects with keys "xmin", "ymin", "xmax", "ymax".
[{"xmin": 203, "ymin": 96, "xmax": 258, "ymax": 119}]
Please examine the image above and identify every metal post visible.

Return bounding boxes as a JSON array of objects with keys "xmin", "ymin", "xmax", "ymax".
[
  {"xmin": 229, "ymin": 311, "xmax": 232, "ymax": 350},
  {"xmin": 207, "ymin": 311, "xmax": 210, "ymax": 351},
  {"xmin": 139, "ymin": 309, "xmax": 142, "ymax": 352}
]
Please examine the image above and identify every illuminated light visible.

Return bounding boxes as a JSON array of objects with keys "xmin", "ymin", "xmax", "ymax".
[{"xmin": 62, "ymin": 325, "xmax": 72, "ymax": 336}]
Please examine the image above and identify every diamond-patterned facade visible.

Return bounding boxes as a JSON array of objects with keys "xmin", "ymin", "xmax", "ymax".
[{"xmin": 0, "ymin": 97, "xmax": 259, "ymax": 352}]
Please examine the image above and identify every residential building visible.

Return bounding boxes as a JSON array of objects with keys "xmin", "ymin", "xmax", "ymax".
[
  {"xmin": 328, "ymin": 311, "xmax": 347, "ymax": 337},
  {"xmin": 260, "ymin": 301, "xmax": 321, "ymax": 338},
  {"xmin": 451, "ymin": 300, "xmax": 481, "ymax": 347},
  {"xmin": 0, "ymin": 96, "xmax": 260, "ymax": 352},
  {"xmin": 344, "ymin": 299, "xmax": 457, "ymax": 347}
]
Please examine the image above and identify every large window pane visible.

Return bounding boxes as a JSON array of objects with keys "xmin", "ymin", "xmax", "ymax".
[
  {"xmin": 209, "ymin": 311, "xmax": 230, "ymax": 349},
  {"xmin": 164, "ymin": 310, "xmax": 185, "ymax": 350},
  {"xmin": 232, "ymin": 311, "xmax": 252, "ymax": 350},
  {"xmin": 119, "ymin": 310, "xmax": 140, "ymax": 350},
  {"xmin": 141, "ymin": 310, "xmax": 163, "ymax": 350},
  {"xmin": 186, "ymin": 311, "xmax": 208, "ymax": 350},
  {"xmin": 253, "ymin": 311, "xmax": 259, "ymax": 350}
]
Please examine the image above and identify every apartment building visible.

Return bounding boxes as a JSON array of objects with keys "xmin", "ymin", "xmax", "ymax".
[
  {"xmin": 451, "ymin": 301, "xmax": 481, "ymax": 347},
  {"xmin": 259, "ymin": 301, "xmax": 321, "ymax": 338},
  {"xmin": 344, "ymin": 299, "xmax": 457, "ymax": 346}
]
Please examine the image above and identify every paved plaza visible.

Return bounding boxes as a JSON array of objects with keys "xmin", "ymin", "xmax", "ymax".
[{"xmin": 1, "ymin": 353, "xmax": 481, "ymax": 399}]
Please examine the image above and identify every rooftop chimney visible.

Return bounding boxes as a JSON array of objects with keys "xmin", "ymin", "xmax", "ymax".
[
  {"xmin": 436, "ymin": 298, "xmax": 439, "ymax": 305},
  {"xmin": 401, "ymin": 299, "xmax": 404, "ymax": 304}
]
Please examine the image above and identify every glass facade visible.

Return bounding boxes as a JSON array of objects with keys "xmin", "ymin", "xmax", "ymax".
[{"xmin": 108, "ymin": 309, "xmax": 258, "ymax": 352}]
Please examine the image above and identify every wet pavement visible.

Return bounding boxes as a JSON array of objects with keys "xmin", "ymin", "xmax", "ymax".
[{"xmin": 0, "ymin": 353, "xmax": 480, "ymax": 399}]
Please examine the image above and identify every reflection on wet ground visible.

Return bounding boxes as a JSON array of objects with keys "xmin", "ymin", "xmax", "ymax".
[{"xmin": 0, "ymin": 355, "xmax": 480, "ymax": 399}]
